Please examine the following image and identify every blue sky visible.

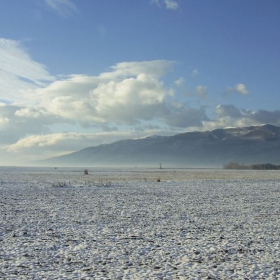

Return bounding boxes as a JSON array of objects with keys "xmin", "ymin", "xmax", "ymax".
[{"xmin": 0, "ymin": 0, "xmax": 280, "ymax": 164}]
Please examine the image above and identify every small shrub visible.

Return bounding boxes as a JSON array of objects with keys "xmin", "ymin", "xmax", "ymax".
[
  {"xmin": 52, "ymin": 182, "xmax": 67, "ymax": 188},
  {"xmin": 84, "ymin": 169, "xmax": 89, "ymax": 175},
  {"xmin": 157, "ymin": 178, "xmax": 161, "ymax": 182}
]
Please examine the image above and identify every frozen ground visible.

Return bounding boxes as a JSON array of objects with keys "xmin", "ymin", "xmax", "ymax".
[{"xmin": 1, "ymin": 167, "xmax": 280, "ymax": 279}]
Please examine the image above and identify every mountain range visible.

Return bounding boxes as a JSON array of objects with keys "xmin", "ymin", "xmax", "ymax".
[{"xmin": 42, "ymin": 124, "xmax": 280, "ymax": 167}]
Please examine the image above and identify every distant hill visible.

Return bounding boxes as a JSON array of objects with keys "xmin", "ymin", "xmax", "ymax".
[{"xmin": 41, "ymin": 124, "xmax": 280, "ymax": 167}]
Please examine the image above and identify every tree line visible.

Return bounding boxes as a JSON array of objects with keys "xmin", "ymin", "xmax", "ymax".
[{"xmin": 223, "ymin": 162, "xmax": 280, "ymax": 170}]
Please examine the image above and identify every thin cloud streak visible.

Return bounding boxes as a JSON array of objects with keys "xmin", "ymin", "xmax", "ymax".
[
  {"xmin": 45, "ymin": 0, "xmax": 77, "ymax": 16},
  {"xmin": 0, "ymin": 38, "xmax": 54, "ymax": 101},
  {"xmin": 164, "ymin": 0, "xmax": 179, "ymax": 10},
  {"xmin": 151, "ymin": 0, "xmax": 179, "ymax": 10},
  {"xmin": 6, "ymin": 129, "xmax": 173, "ymax": 162}
]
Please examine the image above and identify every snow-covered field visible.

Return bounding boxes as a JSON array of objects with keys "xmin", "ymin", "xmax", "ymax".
[{"xmin": 1, "ymin": 167, "xmax": 280, "ymax": 279}]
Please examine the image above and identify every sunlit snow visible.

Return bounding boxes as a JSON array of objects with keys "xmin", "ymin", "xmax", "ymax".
[{"xmin": 1, "ymin": 167, "xmax": 280, "ymax": 279}]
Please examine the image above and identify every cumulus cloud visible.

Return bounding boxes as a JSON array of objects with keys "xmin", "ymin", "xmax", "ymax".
[
  {"xmin": 0, "ymin": 38, "xmax": 54, "ymax": 101},
  {"xmin": 152, "ymin": 0, "xmax": 179, "ymax": 10},
  {"xmin": 90, "ymin": 74, "xmax": 171, "ymax": 124},
  {"xmin": 226, "ymin": 83, "xmax": 249, "ymax": 95},
  {"xmin": 29, "ymin": 60, "xmax": 176, "ymax": 127},
  {"xmin": 45, "ymin": 0, "xmax": 77, "ymax": 16},
  {"xmin": 29, "ymin": 60, "xmax": 213, "ymax": 130}
]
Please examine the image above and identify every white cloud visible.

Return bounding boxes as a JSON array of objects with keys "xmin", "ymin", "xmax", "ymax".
[
  {"xmin": 28, "ymin": 61, "xmax": 175, "ymax": 126},
  {"xmin": 174, "ymin": 77, "xmax": 185, "ymax": 87},
  {"xmin": 0, "ymin": 104, "xmax": 69, "ymax": 145},
  {"xmin": 235, "ymin": 83, "xmax": 248, "ymax": 95},
  {"xmin": 226, "ymin": 83, "xmax": 249, "ymax": 95},
  {"xmin": 28, "ymin": 60, "xmax": 212, "ymax": 130},
  {"xmin": 151, "ymin": 0, "xmax": 179, "ymax": 10},
  {"xmin": 8, "ymin": 132, "xmax": 103, "ymax": 154},
  {"xmin": 45, "ymin": 0, "xmax": 77, "ymax": 16},
  {"xmin": 0, "ymin": 38, "xmax": 202, "ymax": 135},
  {"xmin": 105, "ymin": 60, "xmax": 175, "ymax": 79},
  {"xmin": 0, "ymin": 38, "xmax": 54, "ymax": 101},
  {"xmin": 164, "ymin": 0, "xmax": 179, "ymax": 10},
  {"xmin": 195, "ymin": 85, "xmax": 207, "ymax": 99}
]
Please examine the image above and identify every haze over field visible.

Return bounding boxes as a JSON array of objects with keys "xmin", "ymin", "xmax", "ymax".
[{"xmin": 1, "ymin": 0, "xmax": 280, "ymax": 165}]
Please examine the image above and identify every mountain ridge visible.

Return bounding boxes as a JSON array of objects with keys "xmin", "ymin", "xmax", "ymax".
[{"xmin": 41, "ymin": 124, "xmax": 280, "ymax": 167}]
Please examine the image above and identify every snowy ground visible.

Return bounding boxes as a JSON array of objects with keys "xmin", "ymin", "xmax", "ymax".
[{"xmin": 1, "ymin": 167, "xmax": 280, "ymax": 279}]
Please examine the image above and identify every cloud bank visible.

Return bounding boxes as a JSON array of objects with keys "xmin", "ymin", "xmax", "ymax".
[{"xmin": 200, "ymin": 105, "xmax": 280, "ymax": 131}]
